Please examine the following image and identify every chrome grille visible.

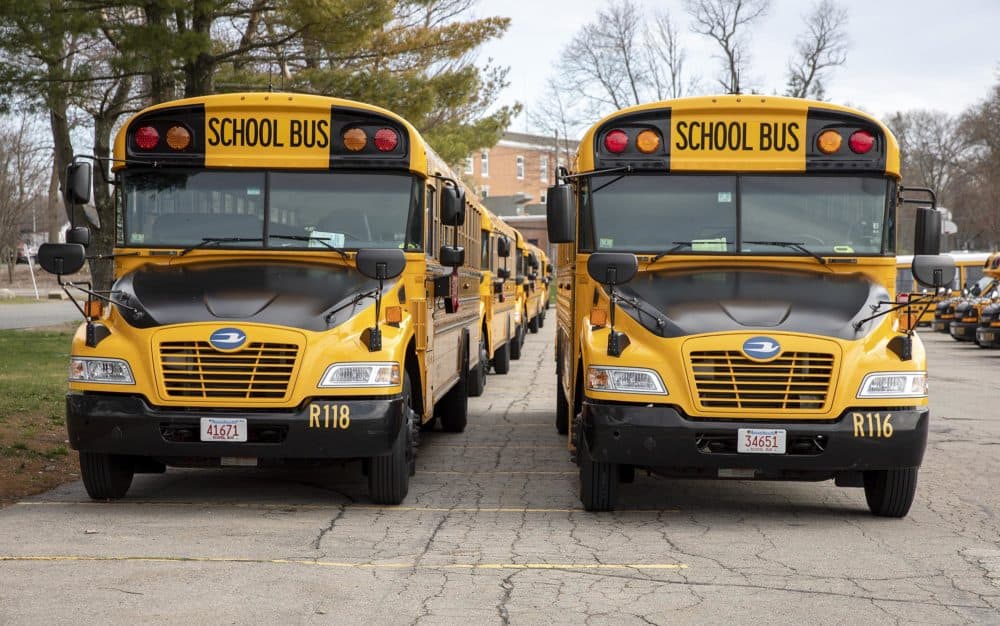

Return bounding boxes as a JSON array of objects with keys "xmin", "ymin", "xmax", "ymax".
[
  {"xmin": 689, "ymin": 351, "xmax": 834, "ymax": 411},
  {"xmin": 159, "ymin": 341, "xmax": 298, "ymax": 399}
]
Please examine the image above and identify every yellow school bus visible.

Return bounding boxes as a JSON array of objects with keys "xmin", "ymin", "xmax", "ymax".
[
  {"xmin": 37, "ymin": 92, "xmax": 487, "ymax": 504},
  {"xmin": 475, "ymin": 207, "xmax": 519, "ymax": 379},
  {"xmin": 523, "ymin": 241, "xmax": 548, "ymax": 334},
  {"xmin": 546, "ymin": 95, "xmax": 954, "ymax": 515},
  {"xmin": 932, "ymin": 252, "xmax": 1000, "ymax": 334},
  {"xmin": 508, "ymin": 229, "xmax": 529, "ymax": 360},
  {"xmin": 896, "ymin": 252, "xmax": 989, "ymax": 326}
]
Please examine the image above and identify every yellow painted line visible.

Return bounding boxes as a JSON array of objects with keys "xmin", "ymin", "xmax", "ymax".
[
  {"xmin": 0, "ymin": 555, "xmax": 687, "ymax": 571},
  {"xmin": 14, "ymin": 501, "xmax": 680, "ymax": 514}
]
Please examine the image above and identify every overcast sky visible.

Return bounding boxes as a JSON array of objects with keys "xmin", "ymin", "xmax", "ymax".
[{"xmin": 476, "ymin": 0, "xmax": 999, "ymax": 135}]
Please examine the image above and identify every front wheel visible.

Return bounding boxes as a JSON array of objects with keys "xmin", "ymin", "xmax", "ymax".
[
  {"xmin": 80, "ymin": 452, "xmax": 135, "ymax": 500},
  {"xmin": 510, "ymin": 324, "xmax": 523, "ymax": 360},
  {"xmin": 863, "ymin": 467, "xmax": 918, "ymax": 517},
  {"xmin": 468, "ymin": 332, "xmax": 488, "ymax": 397},
  {"xmin": 555, "ymin": 371, "xmax": 569, "ymax": 435},
  {"xmin": 493, "ymin": 339, "xmax": 511, "ymax": 375},
  {"xmin": 369, "ymin": 375, "xmax": 414, "ymax": 504},
  {"xmin": 580, "ymin": 452, "xmax": 618, "ymax": 512},
  {"xmin": 528, "ymin": 314, "xmax": 539, "ymax": 334}
]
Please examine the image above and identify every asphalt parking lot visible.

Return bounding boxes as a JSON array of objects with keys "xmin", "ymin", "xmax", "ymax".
[{"xmin": 2, "ymin": 323, "xmax": 999, "ymax": 624}]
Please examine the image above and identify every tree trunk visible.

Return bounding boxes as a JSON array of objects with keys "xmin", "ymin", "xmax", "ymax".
[{"xmin": 47, "ymin": 160, "xmax": 62, "ymax": 242}]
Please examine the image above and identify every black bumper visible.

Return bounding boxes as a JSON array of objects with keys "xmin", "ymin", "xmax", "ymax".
[
  {"xmin": 932, "ymin": 318, "xmax": 951, "ymax": 332},
  {"xmin": 976, "ymin": 326, "xmax": 1000, "ymax": 347},
  {"xmin": 950, "ymin": 320, "xmax": 978, "ymax": 341},
  {"xmin": 581, "ymin": 402, "xmax": 928, "ymax": 475},
  {"xmin": 67, "ymin": 392, "xmax": 406, "ymax": 460}
]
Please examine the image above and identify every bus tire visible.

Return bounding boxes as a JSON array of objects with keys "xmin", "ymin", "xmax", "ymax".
[
  {"xmin": 438, "ymin": 348, "xmax": 469, "ymax": 434},
  {"xmin": 538, "ymin": 311, "xmax": 545, "ymax": 328},
  {"xmin": 528, "ymin": 314, "xmax": 539, "ymax": 334},
  {"xmin": 80, "ymin": 452, "xmax": 134, "ymax": 501},
  {"xmin": 369, "ymin": 374, "xmax": 414, "ymax": 505},
  {"xmin": 511, "ymin": 324, "xmax": 523, "ymax": 360},
  {"xmin": 579, "ymin": 437, "xmax": 617, "ymax": 512},
  {"xmin": 493, "ymin": 339, "xmax": 511, "ymax": 375},
  {"xmin": 863, "ymin": 467, "xmax": 918, "ymax": 518},
  {"xmin": 468, "ymin": 330, "xmax": 488, "ymax": 397},
  {"xmin": 555, "ymin": 372, "xmax": 569, "ymax": 435}
]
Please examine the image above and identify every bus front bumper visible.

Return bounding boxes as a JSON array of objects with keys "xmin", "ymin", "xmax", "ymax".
[
  {"xmin": 932, "ymin": 317, "xmax": 952, "ymax": 332},
  {"xmin": 975, "ymin": 326, "xmax": 1000, "ymax": 347},
  {"xmin": 66, "ymin": 392, "xmax": 406, "ymax": 461},
  {"xmin": 580, "ymin": 402, "xmax": 928, "ymax": 475},
  {"xmin": 950, "ymin": 320, "xmax": 978, "ymax": 341}
]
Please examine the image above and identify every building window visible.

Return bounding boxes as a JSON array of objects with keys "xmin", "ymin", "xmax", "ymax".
[
  {"xmin": 540, "ymin": 192, "xmax": 546, "ymax": 204},
  {"xmin": 465, "ymin": 155, "xmax": 474, "ymax": 175},
  {"xmin": 540, "ymin": 155, "xmax": 549, "ymax": 183},
  {"xmin": 481, "ymin": 150, "xmax": 489, "ymax": 177},
  {"xmin": 480, "ymin": 185, "xmax": 489, "ymax": 199},
  {"xmin": 516, "ymin": 155, "xmax": 524, "ymax": 180}
]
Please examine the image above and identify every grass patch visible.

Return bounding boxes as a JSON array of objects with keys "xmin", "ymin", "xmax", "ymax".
[
  {"xmin": 0, "ymin": 328, "xmax": 72, "ymax": 419},
  {"xmin": 0, "ymin": 327, "xmax": 78, "ymax": 505},
  {"xmin": 0, "ymin": 297, "xmax": 56, "ymax": 305}
]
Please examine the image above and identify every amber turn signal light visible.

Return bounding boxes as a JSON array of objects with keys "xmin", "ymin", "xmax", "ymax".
[
  {"xmin": 385, "ymin": 306, "xmax": 403, "ymax": 325},
  {"xmin": 636, "ymin": 129, "xmax": 661, "ymax": 154},
  {"xmin": 816, "ymin": 129, "xmax": 842, "ymax": 154},
  {"xmin": 84, "ymin": 300, "xmax": 103, "ymax": 318},
  {"xmin": 590, "ymin": 307, "xmax": 608, "ymax": 327},
  {"xmin": 343, "ymin": 128, "xmax": 367, "ymax": 151},
  {"xmin": 165, "ymin": 125, "xmax": 191, "ymax": 150}
]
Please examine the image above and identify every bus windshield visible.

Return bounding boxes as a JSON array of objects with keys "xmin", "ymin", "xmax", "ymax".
[
  {"xmin": 584, "ymin": 174, "xmax": 892, "ymax": 256},
  {"xmin": 123, "ymin": 170, "xmax": 423, "ymax": 250}
]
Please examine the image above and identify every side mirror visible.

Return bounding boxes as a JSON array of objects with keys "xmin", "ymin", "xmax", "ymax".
[
  {"xmin": 441, "ymin": 186, "xmax": 465, "ymax": 227},
  {"xmin": 65, "ymin": 162, "xmax": 92, "ymax": 206},
  {"xmin": 440, "ymin": 245, "xmax": 464, "ymax": 268},
  {"xmin": 546, "ymin": 263, "xmax": 553, "ymax": 274},
  {"xmin": 587, "ymin": 252, "xmax": 638, "ymax": 286},
  {"xmin": 356, "ymin": 248, "xmax": 406, "ymax": 280},
  {"xmin": 497, "ymin": 236, "xmax": 511, "ymax": 258},
  {"xmin": 546, "ymin": 184, "xmax": 574, "ymax": 243},
  {"xmin": 912, "ymin": 254, "xmax": 956, "ymax": 289},
  {"xmin": 971, "ymin": 283, "xmax": 981, "ymax": 296},
  {"xmin": 515, "ymin": 276, "xmax": 526, "ymax": 286},
  {"xmin": 497, "ymin": 268, "xmax": 510, "ymax": 280},
  {"xmin": 913, "ymin": 207, "xmax": 941, "ymax": 255},
  {"xmin": 66, "ymin": 226, "xmax": 90, "ymax": 247},
  {"xmin": 528, "ymin": 253, "xmax": 538, "ymax": 269},
  {"xmin": 38, "ymin": 243, "xmax": 86, "ymax": 276}
]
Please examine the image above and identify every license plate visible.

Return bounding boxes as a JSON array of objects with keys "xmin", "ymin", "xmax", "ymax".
[
  {"xmin": 200, "ymin": 418, "xmax": 247, "ymax": 442},
  {"xmin": 737, "ymin": 428, "xmax": 786, "ymax": 454}
]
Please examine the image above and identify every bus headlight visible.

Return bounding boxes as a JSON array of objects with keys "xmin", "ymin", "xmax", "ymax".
[
  {"xmin": 318, "ymin": 362, "xmax": 400, "ymax": 388},
  {"xmin": 69, "ymin": 357, "xmax": 135, "ymax": 385},
  {"xmin": 587, "ymin": 366, "xmax": 667, "ymax": 395},
  {"xmin": 856, "ymin": 372, "xmax": 927, "ymax": 398}
]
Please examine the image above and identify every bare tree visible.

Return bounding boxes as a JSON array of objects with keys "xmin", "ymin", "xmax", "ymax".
[
  {"xmin": 684, "ymin": 0, "xmax": 770, "ymax": 94},
  {"xmin": 528, "ymin": 78, "xmax": 581, "ymax": 168},
  {"xmin": 0, "ymin": 117, "xmax": 50, "ymax": 282},
  {"xmin": 785, "ymin": 0, "xmax": 849, "ymax": 99},
  {"xmin": 646, "ymin": 9, "xmax": 690, "ymax": 100},
  {"xmin": 559, "ymin": 0, "xmax": 648, "ymax": 112}
]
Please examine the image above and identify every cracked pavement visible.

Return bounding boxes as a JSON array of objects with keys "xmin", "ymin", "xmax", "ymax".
[{"xmin": 2, "ymin": 325, "xmax": 1000, "ymax": 624}]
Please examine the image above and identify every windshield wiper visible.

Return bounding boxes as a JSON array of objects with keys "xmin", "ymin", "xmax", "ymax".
[
  {"xmin": 178, "ymin": 237, "xmax": 263, "ymax": 256},
  {"xmin": 268, "ymin": 234, "xmax": 349, "ymax": 260},
  {"xmin": 648, "ymin": 240, "xmax": 730, "ymax": 263},
  {"xmin": 743, "ymin": 240, "xmax": 833, "ymax": 271}
]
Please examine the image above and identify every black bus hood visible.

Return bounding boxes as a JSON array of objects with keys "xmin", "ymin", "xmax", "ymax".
[
  {"xmin": 615, "ymin": 267, "xmax": 888, "ymax": 340},
  {"xmin": 112, "ymin": 261, "xmax": 389, "ymax": 332}
]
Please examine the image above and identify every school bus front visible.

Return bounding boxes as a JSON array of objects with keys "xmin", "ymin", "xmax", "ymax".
[
  {"xmin": 42, "ymin": 92, "xmax": 483, "ymax": 505},
  {"xmin": 548, "ymin": 95, "xmax": 954, "ymax": 515}
]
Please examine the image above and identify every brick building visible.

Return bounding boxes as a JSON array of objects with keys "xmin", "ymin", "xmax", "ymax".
[{"xmin": 462, "ymin": 131, "xmax": 575, "ymax": 209}]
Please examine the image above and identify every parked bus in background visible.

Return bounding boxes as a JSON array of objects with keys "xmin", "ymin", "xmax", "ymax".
[
  {"xmin": 546, "ymin": 95, "xmax": 953, "ymax": 515},
  {"xmin": 896, "ymin": 252, "xmax": 990, "ymax": 326},
  {"xmin": 37, "ymin": 92, "xmax": 488, "ymax": 505},
  {"xmin": 524, "ymin": 241, "xmax": 548, "ymax": 334},
  {"xmin": 476, "ymin": 207, "xmax": 519, "ymax": 380},
  {"xmin": 949, "ymin": 254, "xmax": 1000, "ymax": 342},
  {"xmin": 508, "ymin": 229, "xmax": 528, "ymax": 361},
  {"xmin": 934, "ymin": 253, "xmax": 1000, "ymax": 335}
]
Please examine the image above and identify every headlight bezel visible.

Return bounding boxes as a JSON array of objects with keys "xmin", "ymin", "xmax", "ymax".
[
  {"xmin": 69, "ymin": 357, "xmax": 135, "ymax": 385},
  {"xmin": 587, "ymin": 365, "xmax": 668, "ymax": 395},
  {"xmin": 318, "ymin": 361, "xmax": 401, "ymax": 388},
  {"xmin": 856, "ymin": 371, "xmax": 927, "ymax": 399}
]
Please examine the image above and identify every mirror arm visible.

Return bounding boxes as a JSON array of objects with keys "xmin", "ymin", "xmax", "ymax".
[{"xmin": 367, "ymin": 264, "xmax": 387, "ymax": 352}]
